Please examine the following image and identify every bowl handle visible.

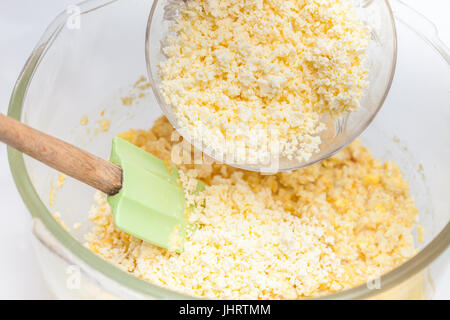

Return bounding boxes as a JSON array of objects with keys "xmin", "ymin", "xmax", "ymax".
[{"xmin": 390, "ymin": 0, "xmax": 450, "ymax": 65}]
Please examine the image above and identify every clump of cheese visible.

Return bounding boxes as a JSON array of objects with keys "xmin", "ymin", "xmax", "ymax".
[
  {"xmin": 86, "ymin": 117, "xmax": 418, "ymax": 300},
  {"xmin": 159, "ymin": 0, "xmax": 369, "ymax": 163}
]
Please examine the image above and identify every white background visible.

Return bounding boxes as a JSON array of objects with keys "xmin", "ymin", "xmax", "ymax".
[{"xmin": 0, "ymin": 0, "xmax": 449, "ymax": 299}]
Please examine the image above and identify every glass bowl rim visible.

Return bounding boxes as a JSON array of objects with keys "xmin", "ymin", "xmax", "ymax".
[{"xmin": 7, "ymin": 0, "xmax": 450, "ymax": 299}]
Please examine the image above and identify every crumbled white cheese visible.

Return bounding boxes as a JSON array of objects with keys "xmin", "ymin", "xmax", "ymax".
[{"xmin": 160, "ymin": 0, "xmax": 369, "ymax": 164}]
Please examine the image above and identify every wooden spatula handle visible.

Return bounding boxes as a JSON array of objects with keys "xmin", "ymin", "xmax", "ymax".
[{"xmin": 0, "ymin": 113, "xmax": 122, "ymax": 195}]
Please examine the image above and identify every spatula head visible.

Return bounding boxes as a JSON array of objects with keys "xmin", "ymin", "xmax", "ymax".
[{"xmin": 107, "ymin": 137, "xmax": 187, "ymax": 252}]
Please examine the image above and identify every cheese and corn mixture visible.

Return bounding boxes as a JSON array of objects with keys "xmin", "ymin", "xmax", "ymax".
[
  {"xmin": 86, "ymin": 117, "xmax": 418, "ymax": 299},
  {"xmin": 160, "ymin": 0, "xmax": 369, "ymax": 163}
]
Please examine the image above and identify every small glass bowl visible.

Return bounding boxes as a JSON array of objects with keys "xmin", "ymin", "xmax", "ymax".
[{"xmin": 145, "ymin": 0, "xmax": 397, "ymax": 172}]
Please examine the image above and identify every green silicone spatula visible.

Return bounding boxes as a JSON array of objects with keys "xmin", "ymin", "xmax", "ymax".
[{"xmin": 0, "ymin": 113, "xmax": 199, "ymax": 252}]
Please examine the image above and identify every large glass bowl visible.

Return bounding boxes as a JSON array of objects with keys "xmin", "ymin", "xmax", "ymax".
[
  {"xmin": 7, "ymin": 0, "xmax": 450, "ymax": 299},
  {"xmin": 146, "ymin": 0, "xmax": 397, "ymax": 172}
]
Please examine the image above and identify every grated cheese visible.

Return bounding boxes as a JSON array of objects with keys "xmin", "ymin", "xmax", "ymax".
[
  {"xmin": 86, "ymin": 117, "xmax": 418, "ymax": 299},
  {"xmin": 159, "ymin": 0, "xmax": 369, "ymax": 163}
]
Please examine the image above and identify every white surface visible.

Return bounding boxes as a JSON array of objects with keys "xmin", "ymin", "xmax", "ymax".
[{"xmin": 0, "ymin": 0, "xmax": 449, "ymax": 299}]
